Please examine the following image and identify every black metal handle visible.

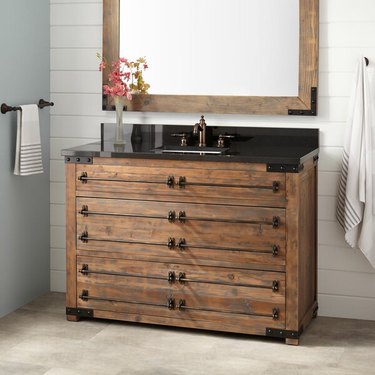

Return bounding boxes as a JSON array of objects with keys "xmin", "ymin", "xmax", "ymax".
[
  {"xmin": 79, "ymin": 231, "xmax": 89, "ymax": 243},
  {"xmin": 177, "ymin": 176, "xmax": 186, "ymax": 188},
  {"xmin": 272, "ymin": 280, "xmax": 279, "ymax": 292},
  {"xmin": 178, "ymin": 299, "xmax": 186, "ymax": 310},
  {"xmin": 272, "ymin": 216, "xmax": 280, "ymax": 228},
  {"xmin": 78, "ymin": 172, "xmax": 176, "ymax": 188},
  {"xmin": 178, "ymin": 211, "xmax": 186, "ymax": 223},
  {"xmin": 167, "ymin": 210, "xmax": 176, "ymax": 223},
  {"xmin": 80, "ymin": 205, "xmax": 89, "ymax": 217},
  {"xmin": 168, "ymin": 271, "xmax": 175, "ymax": 283},
  {"xmin": 79, "ymin": 264, "xmax": 89, "ymax": 275},
  {"xmin": 178, "ymin": 272, "xmax": 186, "ymax": 283},
  {"xmin": 178, "ymin": 210, "xmax": 279, "ymax": 227},
  {"xmin": 167, "ymin": 298, "xmax": 175, "ymax": 310},
  {"xmin": 272, "ymin": 308, "xmax": 279, "ymax": 320},
  {"xmin": 79, "ymin": 289, "xmax": 89, "ymax": 301},
  {"xmin": 177, "ymin": 238, "xmax": 186, "ymax": 250},
  {"xmin": 78, "ymin": 171, "xmax": 88, "ymax": 183},
  {"xmin": 272, "ymin": 181, "xmax": 279, "ymax": 193},
  {"xmin": 166, "ymin": 175, "xmax": 175, "ymax": 187},
  {"xmin": 176, "ymin": 176, "xmax": 280, "ymax": 192},
  {"xmin": 272, "ymin": 245, "xmax": 279, "ymax": 257},
  {"xmin": 167, "ymin": 237, "xmax": 175, "ymax": 249}
]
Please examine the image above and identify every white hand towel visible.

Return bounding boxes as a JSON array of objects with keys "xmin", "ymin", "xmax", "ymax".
[
  {"xmin": 336, "ymin": 57, "xmax": 375, "ymax": 268},
  {"xmin": 14, "ymin": 104, "xmax": 44, "ymax": 176}
]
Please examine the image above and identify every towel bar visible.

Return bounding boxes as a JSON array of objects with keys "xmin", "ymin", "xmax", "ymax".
[{"xmin": 1, "ymin": 99, "xmax": 54, "ymax": 114}]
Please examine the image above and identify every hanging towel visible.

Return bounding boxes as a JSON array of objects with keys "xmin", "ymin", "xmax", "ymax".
[
  {"xmin": 336, "ymin": 57, "xmax": 375, "ymax": 268},
  {"xmin": 14, "ymin": 104, "xmax": 44, "ymax": 176}
]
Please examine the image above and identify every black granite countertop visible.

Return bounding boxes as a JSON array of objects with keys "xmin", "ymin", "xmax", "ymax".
[{"xmin": 61, "ymin": 124, "xmax": 319, "ymax": 167}]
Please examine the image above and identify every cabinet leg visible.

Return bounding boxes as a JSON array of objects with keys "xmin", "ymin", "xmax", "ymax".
[
  {"xmin": 67, "ymin": 314, "xmax": 80, "ymax": 322},
  {"xmin": 285, "ymin": 338, "xmax": 299, "ymax": 346}
]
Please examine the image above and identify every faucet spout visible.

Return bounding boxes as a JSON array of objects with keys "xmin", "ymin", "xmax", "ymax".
[{"xmin": 193, "ymin": 115, "xmax": 207, "ymax": 147}]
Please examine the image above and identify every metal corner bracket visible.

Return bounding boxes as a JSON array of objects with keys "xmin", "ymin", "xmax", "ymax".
[
  {"xmin": 265, "ymin": 327, "xmax": 303, "ymax": 339},
  {"xmin": 66, "ymin": 307, "xmax": 93, "ymax": 318},
  {"xmin": 64, "ymin": 156, "xmax": 93, "ymax": 164},
  {"xmin": 267, "ymin": 163, "xmax": 304, "ymax": 173},
  {"xmin": 288, "ymin": 87, "xmax": 317, "ymax": 116}
]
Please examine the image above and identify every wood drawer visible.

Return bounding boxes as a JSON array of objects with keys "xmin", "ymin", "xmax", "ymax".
[
  {"xmin": 75, "ymin": 162, "xmax": 286, "ymax": 207},
  {"xmin": 76, "ymin": 199, "xmax": 286, "ymax": 270},
  {"xmin": 76, "ymin": 256, "xmax": 285, "ymax": 330}
]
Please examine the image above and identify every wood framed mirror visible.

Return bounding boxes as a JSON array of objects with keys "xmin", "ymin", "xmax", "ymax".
[{"xmin": 102, "ymin": 0, "xmax": 318, "ymax": 115}]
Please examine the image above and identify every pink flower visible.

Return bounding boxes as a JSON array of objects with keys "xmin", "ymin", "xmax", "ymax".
[{"xmin": 98, "ymin": 54, "xmax": 150, "ymax": 98}]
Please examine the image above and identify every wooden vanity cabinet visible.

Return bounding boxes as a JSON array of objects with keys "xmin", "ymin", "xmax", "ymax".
[{"xmin": 65, "ymin": 156, "xmax": 317, "ymax": 345}]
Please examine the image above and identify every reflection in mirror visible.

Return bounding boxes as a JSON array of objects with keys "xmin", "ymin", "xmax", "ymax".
[
  {"xmin": 120, "ymin": 0, "xmax": 299, "ymax": 97},
  {"xmin": 102, "ymin": 0, "xmax": 319, "ymax": 115}
]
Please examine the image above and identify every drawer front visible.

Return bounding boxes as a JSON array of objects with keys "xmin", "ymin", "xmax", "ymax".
[
  {"xmin": 77, "ymin": 199, "xmax": 286, "ymax": 269},
  {"xmin": 75, "ymin": 163, "xmax": 286, "ymax": 207},
  {"xmin": 76, "ymin": 256, "xmax": 285, "ymax": 329}
]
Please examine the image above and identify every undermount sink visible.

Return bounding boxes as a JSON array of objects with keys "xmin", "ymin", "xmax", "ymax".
[{"xmin": 160, "ymin": 146, "xmax": 229, "ymax": 155}]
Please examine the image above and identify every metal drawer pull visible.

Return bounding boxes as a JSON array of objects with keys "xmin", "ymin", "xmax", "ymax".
[
  {"xmin": 169, "ymin": 239, "xmax": 280, "ymax": 255},
  {"xmin": 177, "ymin": 210, "xmax": 280, "ymax": 227},
  {"xmin": 79, "ymin": 289, "xmax": 89, "ymax": 301},
  {"xmin": 78, "ymin": 172, "xmax": 175, "ymax": 187},
  {"xmin": 79, "ymin": 290, "xmax": 177, "ymax": 309},
  {"xmin": 167, "ymin": 237, "xmax": 175, "ymax": 249},
  {"xmin": 272, "ymin": 245, "xmax": 279, "ymax": 256},
  {"xmin": 176, "ymin": 271, "xmax": 280, "ymax": 291},
  {"xmin": 168, "ymin": 271, "xmax": 175, "ymax": 283},
  {"xmin": 167, "ymin": 298, "xmax": 175, "ymax": 310},
  {"xmin": 174, "ymin": 301, "xmax": 281, "ymax": 319},
  {"xmin": 167, "ymin": 210, "xmax": 176, "ymax": 222},
  {"xmin": 78, "ymin": 172, "xmax": 280, "ymax": 192},
  {"xmin": 79, "ymin": 264, "xmax": 178, "ymax": 283},
  {"xmin": 79, "ymin": 206, "xmax": 178, "ymax": 223},
  {"xmin": 79, "ymin": 205, "xmax": 279, "ymax": 227},
  {"xmin": 78, "ymin": 232, "xmax": 280, "ymax": 257},
  {"xmin": 79, "ymin": 231, "xmax": 173, "ymax": 248},
  {"xmin": 79, "ymin": 264, "xmax": 89, "ymax": 275},
  {"xmin": 176, "ymin": 176, "xmax": 280, "ymax": 192},
  {"xmin": 167, "ymin": 237, "xmax": 185, "ymax": 250},
  {"xmin": 80, "ymin": 265, "xmax": 280, "ymax": 292},
  {"xmin": 79, "ymin": 231, "xmax": 89, "ymax": 243},
  {"xmin": 168, "ymin": 298, "xmax": 185, "ymax": 310},
  {"xmin": 272, "ymin": 280, "xmax": 279, "ymax": 292},
  {"xmin": 166, "ymin": 175, "xmax": 175, "ymax": 187},
  {"xmin": 272, "ymin": 308, "xmax": 280, "ymax": 320},
  {"xmin": 79, "ymin": 291, "xmax": 280, "ymax": 319}
]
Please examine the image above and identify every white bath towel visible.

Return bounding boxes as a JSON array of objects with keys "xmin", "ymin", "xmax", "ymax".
[
  {"xmin": 14, "ymin": 105, "xmax": 44, "ymax": 176},
  {"xmin": 336, "ymin": 57, "xmax": 375, "ymax": 268}
]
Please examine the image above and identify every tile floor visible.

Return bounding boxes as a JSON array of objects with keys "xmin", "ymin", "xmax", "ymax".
[{"xmin": 0, "ymin": 292, "xmax": 374, "ymax": 374}]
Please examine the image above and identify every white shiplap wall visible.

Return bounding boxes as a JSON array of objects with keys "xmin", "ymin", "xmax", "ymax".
[{"xmin": 50, "ymin": 0, "xmax": 375, "ymax": 320}]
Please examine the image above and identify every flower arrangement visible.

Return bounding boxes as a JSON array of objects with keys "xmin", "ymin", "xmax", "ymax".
[{"xmin": 97, "ymin": 53, "xmax": 150, "ymax": 100}]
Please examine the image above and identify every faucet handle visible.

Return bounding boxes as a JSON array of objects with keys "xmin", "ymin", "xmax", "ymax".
[
  {"xmin": 171, "ymin": 133, "xmax": 188, "ymax": 146},
  {"xmin": 217, "ymin": 134, "xmax": 235, "ymax": 148}
]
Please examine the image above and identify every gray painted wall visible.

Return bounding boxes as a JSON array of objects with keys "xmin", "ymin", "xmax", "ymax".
[{"xmin": 0, "ymin": 0, "xmax": 50, "ymax": 317}]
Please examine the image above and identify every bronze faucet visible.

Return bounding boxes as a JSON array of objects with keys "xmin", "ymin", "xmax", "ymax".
[{"xmin": 193, "ymin": 115, "xmax": 207, "ymax": 147}]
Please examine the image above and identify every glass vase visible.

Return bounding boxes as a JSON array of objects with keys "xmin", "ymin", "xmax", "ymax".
[{"xmin": 114, "ymin": 96, "xmax": 125, "ymax": 145}]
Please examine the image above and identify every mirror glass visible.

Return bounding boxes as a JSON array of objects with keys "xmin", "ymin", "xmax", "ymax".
[
  {"xmin": 103, "ymin": 0, "xmax": 318, "ymax": 115},
  {"xmin": 120, "ymin": 0, "xmax": 299, "ymax": 97}
]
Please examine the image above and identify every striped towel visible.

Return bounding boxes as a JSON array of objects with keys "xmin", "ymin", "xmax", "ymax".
[
  {"xmin": 14, "ymin": 104, "xmax": 44, "ymax": 176},
  {"xmin": 336, "ymin": 57, "xmax": 375, "ymax": 268}
]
